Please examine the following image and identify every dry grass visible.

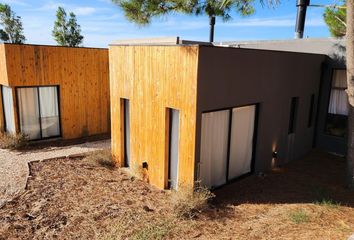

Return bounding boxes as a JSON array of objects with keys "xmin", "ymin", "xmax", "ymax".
[
  {"xmin": 83, "ymin": 149, "xmax": 116, "ymax": 169},
  {"xmin": 171, "ymin": 185, "xmax": 215, "ymax": 219},
  {"xmin": 1, "ymin": 150, "xmax": 354, "ymax": 240},
  {"xmin": 104, "ymin": 214, "xmax": 175, "ymax": 240},
  {"xmin": 0, "ymin": 132, "xmax": 27, "ymax": 149},
  {"xmin": 288, "ymin": 209, "xmax": 310, "ymax": 224}
]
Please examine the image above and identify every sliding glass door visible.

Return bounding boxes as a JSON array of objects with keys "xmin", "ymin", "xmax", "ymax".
[
  {"xmin": 1, "ymin": 86, "xmax": 16, "ymax": 134},
  {"xmin": 228, "ymin": 105, "xmax": 256, "ymax": 180},
  {"xmin": 17, "ymin": 86, "xmax": 60, "ymax": 140},
  {"xmin": 200, "ymin": 105, "xmax": 257, "ymax": 188},
  {"xmin": 200, "ymin": 110, "xmax": 230, "ymax": 188},
  {"xmin": 39, "ymin": 87, "xmax": 60, "ymax": 138}
]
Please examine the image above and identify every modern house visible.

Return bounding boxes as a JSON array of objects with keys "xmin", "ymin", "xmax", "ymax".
[
  {"xmin": 218, "ymin": 38, "xmax": 347, "ymax": 155},
  {"xmin": 109, "ymin": 38, "xmax": 326, "ymax": 190},
  {"xmin": 0, "ymin": 44, "xmax": 110, "ymax": 141}
]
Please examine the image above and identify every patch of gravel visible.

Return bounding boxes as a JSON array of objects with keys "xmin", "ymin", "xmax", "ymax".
[{"xmin": 0, "ymin": 139, "xmax": 110, "ymax": 207}]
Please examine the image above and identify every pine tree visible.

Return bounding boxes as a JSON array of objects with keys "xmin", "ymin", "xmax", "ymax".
[
  {"xmin": 0, "ymin": 4, "xmax": 26, "ymax": 44},
  {"xmin": 112, "ymin": 0, "xmax": 270, "ymax": 42},
  {"xmin": 67, "ymin": 12, "xmax": 84, "ymax": 47},
  {"xmin": 323, "ymin": 2, "xmax": 346, "ymax": 38},
  {"xmin": 52, "ymin": 7, "xmax": 84, "ymax": 47}
]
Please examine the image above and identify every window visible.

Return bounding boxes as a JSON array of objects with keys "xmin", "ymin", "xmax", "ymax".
[
  {"xmin": 288, "ymin": 97, "xmax": 299, "ymax": 134},
  {"xmin": 308, "ymin": 94, "xmax": 315, "ymax": 128},
  {"xmin": 17, "ymin": 86, "xmax": 61, "ymax": 140},
  {"xmin": 166, "ymin": 108, "xmax": 180, "ymax": 190},
  {"xmin": 1, "ymin": 86, "xmax": 15, "ymax": 134},
  {"xmin": 325, "ymin": 69, "xmax": 348, "ymax": 137},
  {"xmin": 121, "ymin": 99, "xmax": 130, "ymax": 167},
  {"xmin": 199, "ymin": 105, "xmax": 257, "ymax": 189},
  {"xmin": 324, "ymin": 69, "xmax": 348, "ymax": 137}
]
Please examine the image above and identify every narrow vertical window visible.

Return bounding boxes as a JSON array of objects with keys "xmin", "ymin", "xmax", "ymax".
[
  {"xmin": 167, "ymin": 108, "xmax": 180, "ymax": 190},
  {"xmin": 288, "ymin": 97, "xmax": 299, "ymax": 134},
  {"xmin": 325, "ymin": 69, "xmax": 348, "ymax": 137},
  {"xmin": 1, "ymin": 86, "xmax": 15, "ymax": 134},
  {"xmin": 121, "ymin": 99, "xmax": 130, "ymax": 167},
  {"xmin": 308, "ymin": 94, "xmax": 315, "ymax": 127}
]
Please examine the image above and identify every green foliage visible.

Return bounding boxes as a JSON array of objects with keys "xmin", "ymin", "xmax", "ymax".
[
  {"xmin": 0, "ymin": 4, "xmax": 26, "ymax": 43},
  {"xmin": 315, "ymin": 198, "xmax": 341, "ymax": 209},
  {"xmin": 323, "ymin": 2, "xmax": 346, "ymax": 38},
  {"xmin": 112, "ymin": 0, "xmax": 257, "ymax": 26},
  {"xmin": 52, "ymin": 7, "xmax": 84, "ymax": 47}
]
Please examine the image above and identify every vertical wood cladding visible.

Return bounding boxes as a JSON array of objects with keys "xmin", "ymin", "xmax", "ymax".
[
  {"xmin": 0, "ymin": 44, "xmax": 110, "ymax": 139},
  {"xmin": 110, "ymin": 46, "xmax": 199, "ymax": 189}
]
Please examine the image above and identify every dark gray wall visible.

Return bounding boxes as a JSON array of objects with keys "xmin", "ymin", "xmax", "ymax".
[
  {"xmin": 195, "ymin": 46, "xmax": 326, "ymax": 176},
  {"xmin": 315, "ymin": 57, "xmax": 347, "ymax": 155}
]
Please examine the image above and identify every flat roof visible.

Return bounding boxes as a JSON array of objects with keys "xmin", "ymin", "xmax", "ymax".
[
  {"xmin": 110, "ymin": 36, "xmax": 211, "ymax": 46},
  {"xmin": 216, "ymin": 38, "xmax": 346, "ymax": 57},
  {"xmin": 1, "ymin": 43, "xmax": 108, "ymax": 50}
]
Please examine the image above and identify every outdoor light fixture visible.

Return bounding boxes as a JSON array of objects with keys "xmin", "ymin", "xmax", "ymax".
[
  {"xmin": 142, "ymin": 161, "xmax": 148, "ymax": 170},
  {"xmin": 272, "ymin": 151, "xmax": 278, "ymax": 158}
]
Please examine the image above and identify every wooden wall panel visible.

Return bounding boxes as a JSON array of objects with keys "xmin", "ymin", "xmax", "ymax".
[
  {"xmin": 110, "ymin": 46, "xmax": 199, "ymax": 189},
  {"xmin": 0, "ymin": 44, "xmax": 9, "ymax": 86},
  {"xmin": 2, "ymin": 44, "xmax": 110, "ymax": 139},
  {"xmin": 0, "ymin": 44, "xmax": 9, "ymax": 132}
]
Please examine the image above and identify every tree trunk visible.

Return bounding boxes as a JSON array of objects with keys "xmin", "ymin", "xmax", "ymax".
[
  {"xmin": 209, "ymin": 16, "xmax": 215, "ymax": 43},
  {"xmin": 346, "ymin": 0, "xmax": 354, "ymax": 189}
]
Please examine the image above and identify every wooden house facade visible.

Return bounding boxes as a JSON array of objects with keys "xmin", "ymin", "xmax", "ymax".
[{"xmin": 0, "ymin": 44, "xmax": 110, "ymax": 141}]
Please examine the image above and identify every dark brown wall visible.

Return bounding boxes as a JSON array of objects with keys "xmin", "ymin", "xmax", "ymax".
[{"xmin": 195, "ymin": 46, "xmax": 325, "ymax": 174}]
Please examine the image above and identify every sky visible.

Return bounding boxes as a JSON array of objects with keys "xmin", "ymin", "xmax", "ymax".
[{"xmin": 1, "ymin": 0, "xmax": 336, "ymax": 48}]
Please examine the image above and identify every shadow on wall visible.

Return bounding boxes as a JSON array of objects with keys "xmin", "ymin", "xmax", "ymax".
[
  {"xmin": 211, "ymin": 150, "xmax": 354, "ymax": 208},
  {"xmin": 330, "ymin": 42, "xmax": 346, "ymax": 65}
]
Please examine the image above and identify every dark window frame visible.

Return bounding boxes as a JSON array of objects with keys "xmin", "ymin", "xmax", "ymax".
[
  {"xmin": 308, "ymin": 94, "xmax": 315, "ymax": 128},
  {"xmin": 15, "ymin": 85, "xmax": 62, "ymax": 141},
  {"xmin": 121, "ymin": 98, "xmax": 130, "ymax": 167},
  {"xmin": 324, "ymin": 68, "xmax": 348, "ymax": 138},
  {"xmin": 200, "ymin": 103, "xmax": 259, "ymax": 189},
  {"xmin": 1, "ymin": 85, "xmax": 11, "ymax": 133},
  {"xmin": 165, "ymin": 107, "xmax": 180, "ymax": 190},
  {"xmin": 288, "ymin": 97, "xmax": 299, "ymax": 134}
]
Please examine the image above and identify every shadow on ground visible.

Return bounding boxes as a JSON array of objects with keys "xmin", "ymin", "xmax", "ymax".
[{"xmin": 213, "ymin": 150, "xmax": 354, "ymax": 208}]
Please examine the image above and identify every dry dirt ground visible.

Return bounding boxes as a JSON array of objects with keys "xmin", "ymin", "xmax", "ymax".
[
  {"xmin": 0, "ymin": 139, "xmax": 110, "ymax": 207},
  {"xmin": 1, "ymin": 150, "xmax": 354, "ymax": 240}
]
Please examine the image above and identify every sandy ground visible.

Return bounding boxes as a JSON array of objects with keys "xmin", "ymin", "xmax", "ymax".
[
  {"xmin": 0, "ymin": 139, "xmax": 110, "ymax": 207},
  {"xmin": 1, "ymin": 150, "xmax": 354, "ymax": 240}
]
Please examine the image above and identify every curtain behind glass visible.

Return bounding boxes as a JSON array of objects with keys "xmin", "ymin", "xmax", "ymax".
[
  {"xmin": 39, "ymin": 87, "xmax": 60, "ymax": 138},
  {"xmin": 328, "ymin": 70, "xmax": 348, "ymax": 115},
  {"xmin": 200, "ymin": 110, "xmax": 229, "ymax": 188},
  {"xmin": 17, "ymin": 88, "xmax": 41, "ymax": 140},
  {"xmin": 228, "ymin": 105, "xmax": 255, "ymax": 180},
  {"xmin": 328, "ymin": 89, "xmax": 349, "ymax": 115},
  {"xmin": 1, "ymin": 86, "xmax": 15, "ymax": 134},
  {"xmin": 169, "ymin": 109, "xmax": 180, "ymax": 190}
]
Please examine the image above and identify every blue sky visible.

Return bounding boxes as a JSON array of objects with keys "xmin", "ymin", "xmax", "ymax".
[{"xmin": 2, "ymin": 0, "xmax": 334, "ymax": 47}]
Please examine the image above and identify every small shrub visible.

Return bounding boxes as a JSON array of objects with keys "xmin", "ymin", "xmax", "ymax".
[
  {"xmin": 0, "ymin": 132, "xmax": 28, "ymax": 149},
  {"xmin": 83, "ymin": 150, "xmax": 116, "ymax": 169},
  {"xmin": 171, "ymin": 185, "xmax": 214, "ymax": 219},
  {"xmin": 315, "ymin": 198, "xmax": 341, "ymax": 208},
  {"xmin": 288, "ymin": 209, "xmax": 310, "ymax": 224},
  {"xmin": 312, "ymin": 185, "xmax": 331, "ymax": 201}
]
